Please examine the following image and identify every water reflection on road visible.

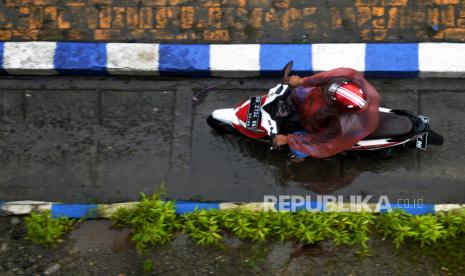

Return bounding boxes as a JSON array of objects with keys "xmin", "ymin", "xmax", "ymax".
[{"xmin": 193, "ymin": 128, "xmax": 418, "ymax": 200}]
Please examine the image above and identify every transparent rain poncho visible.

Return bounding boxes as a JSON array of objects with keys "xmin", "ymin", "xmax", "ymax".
[{"xmin": 287, "ymin": 68, "xmax": 380, "ymax": 159}]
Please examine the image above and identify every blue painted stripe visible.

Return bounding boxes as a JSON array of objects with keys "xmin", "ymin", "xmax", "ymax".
[
  {"xmin": 365, "ymin": 43, "xmax": 419, "ymax": 78},
  {"xmin": 51, "ymin": 204, "xmax": 98, "ymax": 219},
  {"xmin": 54, "ymin": 42, "xmax": 107, "ymax": 75},
  {"xmin": 260, "ymin": 44, "xmax": 312, "ymax": 76},
  {"xmin": 384, "ymin": 203, "xmax": 436, "ymax": 215},
  {"xmin": 158, "ymin": 44, "xmax": 210, "ymax": 77},
  {"xmin": 174, "ymin": 201, "xmax": 220, "ymax": 214},
  {"xmin": 0, "ymin": 42, "xmax": 4, "ymax": 73}
]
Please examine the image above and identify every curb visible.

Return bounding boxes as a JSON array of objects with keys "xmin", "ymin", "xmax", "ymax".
[
  {"xmin": 1, "ymin": 201, "xmax": 464, "ymax": 218},
  {"xmin": 1, "ymin": 42, "xmax": 465, "ymax": 78}
]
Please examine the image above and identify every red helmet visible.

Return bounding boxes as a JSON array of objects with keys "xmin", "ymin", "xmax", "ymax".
[{"xmin": 327, "ymin": 80, "xmax": 367, "ymax": 112}]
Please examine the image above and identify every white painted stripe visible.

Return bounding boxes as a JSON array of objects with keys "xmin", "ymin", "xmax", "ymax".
[
  {"xmin": 210, "ymin": 44, "xmax": 260, "ymax": 77},
  {"xmin": 434, "ymin": 204, "xmax": 465, "ymax": 213},
  {"xmin": 98, "ymin": 202, "xmax": 139, "ymax": 218},
  {"xmin": 4, "ymin": 200, "xmax": 50, "ymax": 204},
  {"xmin": 325, "ymin": 202, "xmax": 379, "ymax": 212},
  {"xmin": 419, "ymin": 43, "xmax": 465, "ymax": 78},
  {"xmin": 106, "ymin": 43, "xmax": 159, "ymax": 75},
  {"xmin": 219, "ymin": 202, "xmax": 277, "ymax": 212},
  {"xmin": 3, "ymin": 42, "xmax": 57, "ymax": 75},
  {"xmin": 1, "ymin": 202, "xmax": 53, "ymax": 215},
  {"xmin": 312, "ymin": 43, "xmax": 366, "ymax": 72}
]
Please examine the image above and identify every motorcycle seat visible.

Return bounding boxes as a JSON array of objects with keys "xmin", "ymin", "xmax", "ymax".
[{"xmin": 366, "ymin": 112, "xmax": 413, "ymax": 139}]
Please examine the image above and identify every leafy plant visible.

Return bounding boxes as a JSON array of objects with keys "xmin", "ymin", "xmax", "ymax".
[
  {"xmin": 109, "ymin": 191, "xmax": 465, "ymax": 268},
  {"xmin": 111, "ymin": 192, "xmax": 180, "ymax": 253},
  {"xmin": 437, "ymin": 210, "xmax": 465, "ymax": 238},
  {"xmin": 290, "ymin": 211, "xmax": 374, "ymax": 255},
  {"xmin": 411, "ymin": 214, "xmax": 447, "ymax": 246},
  {"xmin": 221, "ymin": 210, "xmax": 273, "ymax": 242},
  {"xmin": 376, "ymin": 209, "xmax": 417, "ymax": 248},
  {"xmin": 376, "ymin": 209, "xmax": 465, "ymax": 249},
  {"xmin": 267, "ymin": 211, "xmax": 298, "ymax": 241},
  {"xmin": 143, "ymin": 259, "xmax": 154, "ymax": 272},
  {"xmin": 181, "ymin": 209, "xmax": 223, "ymax": 245},
  {"xmin": 24, "ymin": 211, "xmax": 75, "ymax": 247}
]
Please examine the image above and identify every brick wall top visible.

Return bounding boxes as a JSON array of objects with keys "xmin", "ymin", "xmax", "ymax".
[{"xmin": 0, "ymin": 0, "xmax": 464, "ymax": 43}]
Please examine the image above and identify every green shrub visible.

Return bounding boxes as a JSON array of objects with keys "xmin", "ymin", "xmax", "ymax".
[
  {"xmin": 181, "ymin": 209, "xmax": 223, "ymax": 245},
  {"xmin": 437, "ymin": 210, "xmax": 465, "ymax": 238},
  {"xmin": 109, "ymin": 192, "xmax": 465, "ymax": 259},
  {"xmin": 111, "ymin": 192, "xmax": 180, "ymax": 253},
  {"xmin": 221, "ymin": 210, "xmax": 273, "ymax": 242},
  {"xmin": 376, "ymin": 209, "xmax": 465, "ymax": 249},
  {"xmin": 266, "ymin": 211, "xmax": 298, "ymax": 241},
  {"xmin": 24, "ymin": 211, "xmax": 75, "ymax": 247}
]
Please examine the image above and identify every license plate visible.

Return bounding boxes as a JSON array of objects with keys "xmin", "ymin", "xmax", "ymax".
[
  {"xmin": 416, "ymin": 132, "xmax": 428, "ymax": 150},
  {"xmin": 246, "ymin": 96, "xmax": 262, "ymax": 129}
]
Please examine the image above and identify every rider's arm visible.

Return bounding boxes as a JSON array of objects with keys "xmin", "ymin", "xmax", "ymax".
[
  {"xmin": 287, "ymin": 116, "xmax": 343, "ymax": 159},
  {"xmin": 301, "ymin": 68, "xmax": 360, "ymax": 87}
]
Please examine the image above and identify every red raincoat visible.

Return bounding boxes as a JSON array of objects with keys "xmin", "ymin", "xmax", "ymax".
[{"xmin": 287, "ymin": 68, "xmax": 380, "ymax": 158}]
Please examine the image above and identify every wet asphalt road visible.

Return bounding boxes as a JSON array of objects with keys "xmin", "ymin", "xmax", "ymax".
[{"xmin": 0, "ymin": 76, "xmax": 464, "ymax": 204}]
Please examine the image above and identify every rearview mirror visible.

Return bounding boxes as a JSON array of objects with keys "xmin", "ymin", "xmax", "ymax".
[{"xmin": 282, "ymin": 61, "xmax": 293, "ymax": 78}]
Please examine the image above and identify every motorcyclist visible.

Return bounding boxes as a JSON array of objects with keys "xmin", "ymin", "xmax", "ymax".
[{"xmin": 275, "ymin": 67, "xmax": 380, "ymax": 161}]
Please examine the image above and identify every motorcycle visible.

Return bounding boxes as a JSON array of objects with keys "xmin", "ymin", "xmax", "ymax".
[{"xmin": 207, "ymin": 61, "xmax": 444, "ymax": 161}]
